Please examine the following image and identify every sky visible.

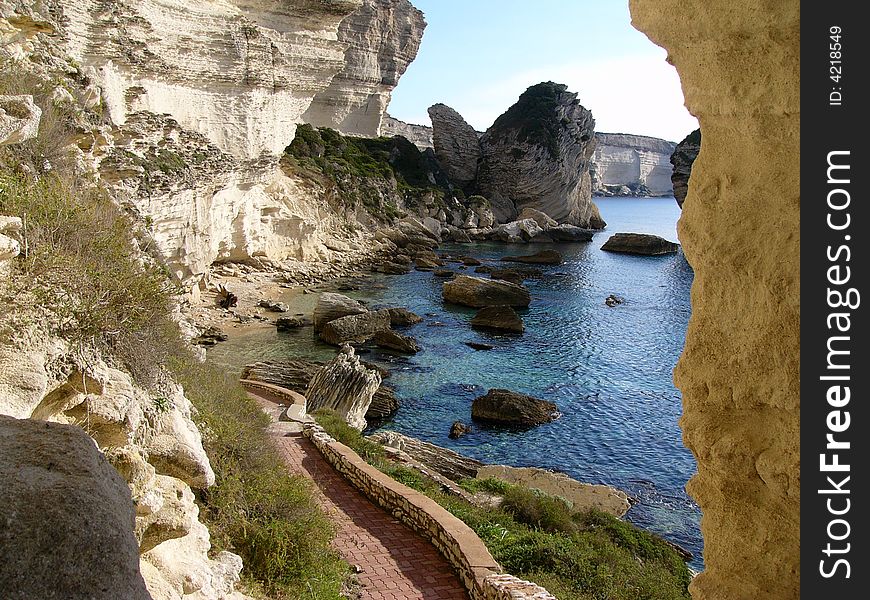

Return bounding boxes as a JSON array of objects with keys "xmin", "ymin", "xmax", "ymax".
[{"xmin": 387, "ymin": 0, "xmax": 698, "ymax": 143}]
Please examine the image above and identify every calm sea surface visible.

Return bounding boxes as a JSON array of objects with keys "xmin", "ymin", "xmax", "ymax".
[{"xmin": 207, "ymin": 196, "xmax": 702, "ymax": 569}]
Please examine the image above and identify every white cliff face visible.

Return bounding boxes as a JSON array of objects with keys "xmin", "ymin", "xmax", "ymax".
[
  {"xmin": 591, "ymin": 133, "xmax": 676, "ymax": 196},
  {"xmin": 302, "ymin": 0, "xmax": 426, "ymax": 136},
  {"xmin": 381, "ymin": 113, "xmax": 433, "ymax": 149}
]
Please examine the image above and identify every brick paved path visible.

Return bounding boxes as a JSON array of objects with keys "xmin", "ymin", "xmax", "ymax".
[{"xmin": 252, "ymin": 395, "xmax": 469, "ymax": 599}]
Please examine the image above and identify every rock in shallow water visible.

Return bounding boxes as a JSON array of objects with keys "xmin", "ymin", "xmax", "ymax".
[
  {"xmin": 465, "ymin": 341, "xmax": 494, "ymax": 351},
  {"xmin": 448, "ymin": 421, "xmax": 472, "ymax": 439},
  {"xmin": 471, "ymin": 389, "xmax": 560, "ymax": 426},
  {"xmin": 443, "ymin": 275, "xmax": 531, "ymax": 308},
  {"xmin": 373, "ymin": 329, "xmax": 420, "ymax": 354},
  {"xmin": 601, "ymin": 233, "xmax": 679, "ymax": 255},
  {"xmin": 500, "ymin": 249, "xmax": 563, "ymax": 265},
  {"xmin": 470, "ymin": 306, "xmax": 524, "ymax": 333},
  {"xmin": 319, "ymin": 310, "xmax": 391, "ymax": 346},
  {"xmin": 313, "ymin": 292, "xmax": 367, "ymax": 332},
  {"xmin": 385, "ymin": 307, "xmax": 423, "ymax": 327},
  {"xmin": 305, "ymin": 346, "xmax": 381, "ymax": 431}
]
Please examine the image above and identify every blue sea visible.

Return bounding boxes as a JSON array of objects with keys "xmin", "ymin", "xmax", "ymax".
[{"xmin": 207, "ymin": 196, "xmax": 702, "ymax": 569}]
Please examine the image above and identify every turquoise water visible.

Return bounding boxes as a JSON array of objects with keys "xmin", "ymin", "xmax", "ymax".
[{"xmin": 208, "ymin": 197, "xmax": 702, "ymax": 568}]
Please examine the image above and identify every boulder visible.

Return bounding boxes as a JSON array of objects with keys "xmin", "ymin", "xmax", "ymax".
[
  {"xmin": 548, "ymin": 224, "xmax": 594, "ymax": 242},
  {"xmin": 601, "ymin": 233, "xmax": 680, "ymax": 255},
  {"xmin": 443, "ymin": 275, "xmax": 531, "ymax": 308},
  {"xmin": 470, "ymin": 306, "xmax": 524, "ymax": 333},
  {"xmin": 373, "ymin": 329, "xmax": 420, "ymax": 354},
  {"xmin": 305, "ymin": 346, "xmax": 381, "ymax": 431},
  {"xmin": 374, "ymin": 260, "xmax": 412, "ymax": 274},
  {"xmin": 433, "ymin": 269, "xmax": 455, "ymax": 278},
  {"xmin": 474, "ymin": 265, "xmax": 494, "ymax": 274},
  {"xmin": 500, "ymin": 249, "xmax": 563, "ymax": 265},
  {"xmin": 0, "ymin": 95, "xmax": 42, "ymax": 146},
  {"xmin": 445, "ymin": 227, "xmax": 472, "ymax": 243},
  {"xmin": 276, "ymin": 316, "xmax": 305, "ymax": 330},
  {"xmin": 369, "ymin": 430, "xmax": 483, "ymax": 481},
  {"xmin": 192, "ymin": 326, "xmax": 227, "ymax": 346},
  {"xmin": 477, "ymin": 465, "xmax": 632, "ymax": 517},
  {"xmin": 471, "ymin": 389, "xmax": 560, "ymax": 426},
  {"xmin": 517, "ymin": 207, "xmax": 558, "ymax": 229},
  {"xmin": 385, "ymin": 307, "xmax": 423, "ymax": 327},
  {"xmin": 605, "ymin": 294, "xmax": 624, "ymax": 307},
  {"xmin": 257, "ymin": 299, "xmax": 288, "ymax": 313},
  {"xmin": 319, "ymin": 310, "xmax": 391, "ymax": 346},
  {"xmin": 0, "ymin": 416, "xmax": 150, "ymax": 599},
  {"xmin": 448, "ymin": 421, "xmax": 472, "ymax": 439},
  {"xmin": 313, "ymin": 292, "xmax": 367, "ymax": 332},
  {"xmin": 461, "ymin": 256, "xmax": 482, "ymax": 266},
  {"xmin": 465, "ymin": 341, "xmax": 494, "ymax": 351},
  {"xmin": 492, "ymin": 219, "xmax": 543, "ymax": 243},
  {"xmin": 414, "ymin": 256, "xmax": 441, "ymax": 271},
  {"xmin": 489, "ymin": 269, "xmax": 524, "ymax": 285},
  {"xmin": 374, "ymin": 227, "xmax": 410, "ymax": 248}
]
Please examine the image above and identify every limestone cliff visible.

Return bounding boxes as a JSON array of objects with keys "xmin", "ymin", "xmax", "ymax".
[
  {"xmin": 591, "ymin": 132, "xmax": 676, "ymax": 196},
  {"xmin": 630, "ymin": 1, "xmax": 799, "ymax": 598},
  {"xmin": 303, "ymin": 0, "xmax": 426, "ymax": 137},
  {"xmin": 0, "ymin": 0, "xmax": 424, "ymax": 292},
  {"xmin": 381, "ymin": 113, "xmax": 433, "ymax": 149},
  {"xmin": 670, "ymin": 129, "xmax": 701, "ymax": 208},
  {"xmin": 475, "ymin": 82, "xmax": 602, "ymax": 227},
  {"xmin": 428, "ymin": 103, "xmax": 480, "ymax": 189}
]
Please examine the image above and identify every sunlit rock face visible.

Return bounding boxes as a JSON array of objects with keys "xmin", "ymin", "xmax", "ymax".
[
  {"xmin": 591, "ymin": 133, "xmax": 676, "ymax": 196},
  {"xmin": 475, "ymin": 82, "xmax": 601, "ymax": 227},
  {"xmin": 630, "ymin": 1, "xmax": 799, "ymax": 598},
  {"xmin": 302, "ymin": 0, "xmax": 426, "ymax": 137}
]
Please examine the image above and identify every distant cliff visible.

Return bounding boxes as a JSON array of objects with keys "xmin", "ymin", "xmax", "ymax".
[{"xmin": 591, "ymin": 133, "xmax": 676, "ymax": 196}]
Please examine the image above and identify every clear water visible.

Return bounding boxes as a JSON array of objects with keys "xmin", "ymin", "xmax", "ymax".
[{"xmin": 207, "ymin": 197, "xmax": 702, "ymax": 569}]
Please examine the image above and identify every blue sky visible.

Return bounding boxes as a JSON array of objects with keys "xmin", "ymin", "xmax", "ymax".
[{"xmin": 387, "ymin": 0, "xmax": 698, "ymax": 143}]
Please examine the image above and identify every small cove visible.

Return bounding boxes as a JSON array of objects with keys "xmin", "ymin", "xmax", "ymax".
[{"xmin": 207, "ymin": 196, "xmax": 702, "ymax": 569}]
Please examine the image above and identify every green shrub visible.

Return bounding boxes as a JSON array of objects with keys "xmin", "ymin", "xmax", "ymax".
[
  {"xmin": 500, "ymin": 486, "xmax": 577, "ymax": 534},
  {"xmin": 312, "ymin": 409, "xmax": 386, "ymax": 463}
]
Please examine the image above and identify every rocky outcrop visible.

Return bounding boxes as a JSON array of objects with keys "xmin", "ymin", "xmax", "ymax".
[
  {"xmin": 303, "ymin": 0, "xmax": 426, "ymax": 137},
  {"xmin": 0, "ymin": 338, "xmax": 247, "ymax": 600},
  {"xmin": 241, "ymin": 359, "xmax": 399, "ymax": 421},
  {"xmin": 428, "ymin": 103, "xmax": 481, "ymax": 189},
  {"xmin": 475, "ymin": 82, "xmax": 601, "ymax": 227},
  {"xmin": 471, "ymin": 389, "xmax": 560, "ymax": 426},
  {"xmin": 305, "ymin": 346, "xmax": 381, "ymax": 430},
  {"xmin": 477, "ymin": 465, "xmax": 631, "ymax": 518},
  {"xmin": 630, "ymin": 1, "xmax": 799, "ymax": 598},
  {"xmin": 369, "ymin": 430, "xmax": 484, "ymax": 481},
  {"xmin": 670, "ymin": 129, "xmax": 701, "ymax": 208},
  {"xmin": 0, "ymin": 415, "xmax": 150, "ymax": 599},
  {"xmin": 381, "ymin": 113, "xmax": 433, "ymax": 149},
  {"xmin": 470, "ymin": 306, "xmax": 524, "ymax": 333},
  {"xmin": 385, "ymin": 307, "xmax": 423, "ymax": 326},
  {"xmin": 373, "ymin": 329, "xmax": 420, "ymax": 353},
  {"xmin": 0, "ymin": 95, "xmax": 41, "ymax": 146},
  {"xmin": 0, "ymin": 216, "xmax": 22, "ymax": 277},
  {"xmin": 443, "ymin": 275, "xmax": 531, "ymax": 308},
  {"xmin": 591, "ymin": 133, "xmax": 676, "ymax": 196},
  {"xmin": 314, "ymin": 292, "xmax": 368, "ymax": 332},
  {"xmin": 601, "ymin": 233, "xmax": 679, "ymax": 255},
  {"xmin": 319, "ymin": 309, "xmax": 391, "ymax": 345},
  {"xmin": 500, "ymin": 249, "xmax": 563, "ymax": 265}
]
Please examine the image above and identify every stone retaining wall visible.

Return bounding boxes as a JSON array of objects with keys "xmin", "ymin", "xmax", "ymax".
[
  {"xmin": 303, "ymin": 423, "xmax": 555, "ymax": 600},
  {"xmin": 240, "ymin": 379, "xmax": 305, "ymax": 407}
]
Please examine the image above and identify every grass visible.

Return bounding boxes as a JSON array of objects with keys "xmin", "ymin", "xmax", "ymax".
[
  {"xmin": 0, "ymin": 59, "xmax": 350, "ymax": 598},
  {"xmin": 313, "ymin": 415, "xmax": 691, "ymax": 600}
]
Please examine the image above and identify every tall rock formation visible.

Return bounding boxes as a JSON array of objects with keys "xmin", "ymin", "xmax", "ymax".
[
  {"xmin": 428, "ymin": 103, "xmax": 481, "ymax": 189},
  {"xmin": 591, "ymin": 133, "xmax": 676, "ymax": 196},
  {"xmin": 305, "ymin": 345, "xmax": 381, "ymax": 431},
  {"xmin": 631, "ymin": 1, "xmax": 799, "ymax": 598},
  {"xmin": 670, "ymin": 129, "xmax": 701, "ymax": 208},
  {"xmin": 475, "ymin": 82, "xmax": 602, "ymax": 227},
  {"xmin": 381, "ymin": 113, "xmax": 433, "ymax": 149},
  {"xmin": 303, "ymin": 0, "xmax": 426, "ymax": 136}
]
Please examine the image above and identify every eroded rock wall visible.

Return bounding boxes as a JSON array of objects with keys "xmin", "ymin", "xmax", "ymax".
[
  {"xmin": 671, "ymin": 129, "xmax": 701, "ymax": 208},
  {"xmin": 629, "ymin": 2, "xmax": 799, "ymax": 598},
  {"xmin": 381, "ymin": 113, "xmax": 433, "ymax": 149},
  {"xmin": 302, "ymin": 0, "xmax": 426, "ymax": 136}
]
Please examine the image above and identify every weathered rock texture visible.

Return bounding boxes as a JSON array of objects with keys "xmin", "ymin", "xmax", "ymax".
[
  {"xmin": 442, "ymin": 275, "xmax": 531, "ymax": 309},
  {"xmin": 477, "ymin": 465, "xmax": 631, "ymax": 518},
  {"xmin": 428, "ymin": 103, "xmax": 481, "ymax": 189},
  {"xmin": 471, "ymin": 389, "xmax": 560, "ymax": 426},
  {"xmin": 305, "ymin": 345, "xmax": 382, "ymax": 430},
  {"xmin": 303, "ymin": 0, "xmax": 426, "ymax": 137},
  {"xmin": 319, "ymin": 308, "xmax": 391, "ymax": 345},
  {"xmin": 591, "ymin": 133, "xmax": 676, "ymax": 196},
  {"xmin": 369, "ymin": 430, "xmax": 483, "ymax": 482},
  {"xmin": 630, "ymin": 1, "xmax": 799, "ymax": 598},
  {"xmin": 600, "ymin": 233, "xmax": 679, "ymax": 255},
  {"xmin": 0, "ymin": 95, "xmax": 41, "ymax": 146},
  {"xmin": 475, "ymin": 82, "xmax": 601, "ymax": 227},
  {"xmin": 470, "ymin": 306, "xmax": 524, "ymax": 334},
  {"xmin": 0, "ymin": 0, "xmax": 424, "ymax": 292},
  {"xmin": 671, "ymin": 129, "xmax": 702, "ymax": 208},
  {"xmin": 0, "ymin": 415, "xmax": 150, "ymax": 599},
  {"xmin": 0, "ymin": 338, "xmax": 249, "ymax": 600}
]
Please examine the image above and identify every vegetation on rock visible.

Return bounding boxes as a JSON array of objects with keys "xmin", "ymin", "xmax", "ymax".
[{"xmin": 487, "ymin": 81, "xmax": 570, "ymax": 159}]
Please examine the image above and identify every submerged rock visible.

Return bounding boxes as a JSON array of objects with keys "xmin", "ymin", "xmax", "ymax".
[
  {"xmin": 601, "ymin": 233, "xmax": 679, "ymax": 255},
  {"xmin": 605, "ymin": 294, "xmax": 624, "ymax": 307},
  {"xmin": 385, "ymin": 307, "xmax": 423, "ymax": 327},
  {"xmin": 305, "ymin": 346, "xmax": 381, "ymax": 431},
  {"xmin": 276, "ymin": 316, "xmax": 305, "ymax": 330},
  {"xmin": 500, "ymin": 249, "xmax": 563, "ymax": 265},
  {"xmin": 471, "ymin": 389, "xmax": 560, "ymax": 426},
  {"xmin": 465, "ymin": 341, "xmax": 494, "ymax": 351},
  {"xmin": 470, "ymin": 306, "xmax": 524, "ymax": 333},
  {"xmin": 449, "ymin": 421, "xmax": 472, "ymax": 439},
  {"xmin": 443, "ymin": 275, "xmax": 531, "ymax": 308}
]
